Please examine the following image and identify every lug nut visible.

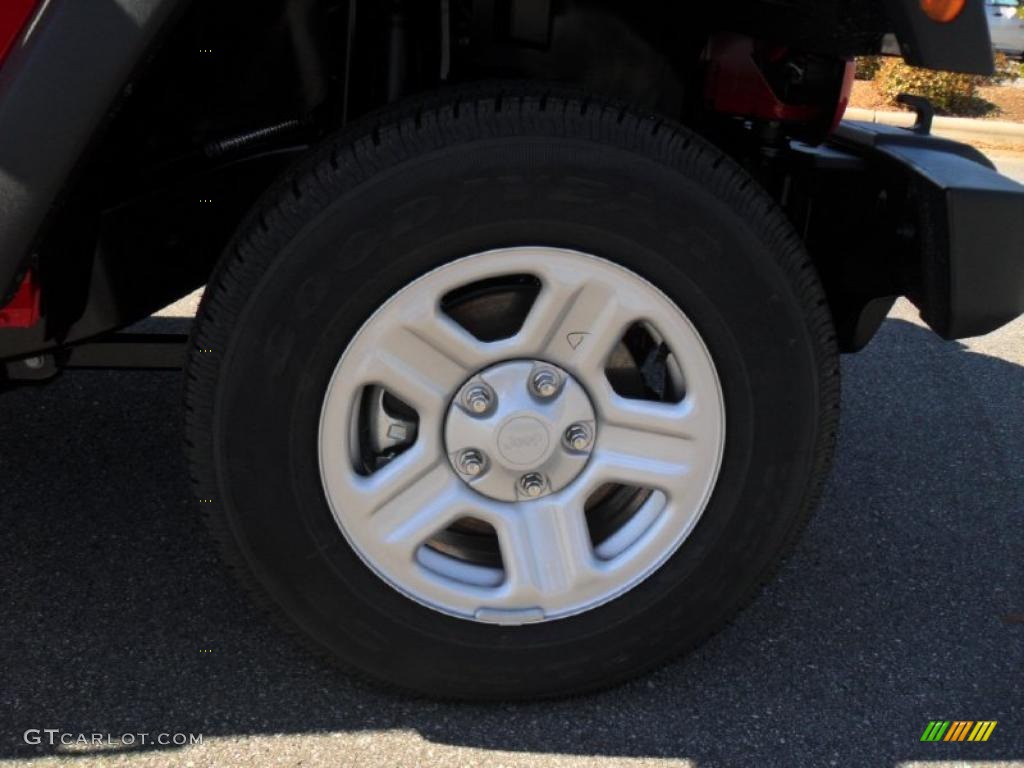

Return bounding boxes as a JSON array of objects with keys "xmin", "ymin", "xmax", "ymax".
[
  {"xmin": 531, "ymin": 368, "xmax": 560, "ymax": 399},
  {"xmin": 519, "ymin": 473, "xmax": 546, "ymax": 498},
  {"xmin": 457, "ymin": 449, "xmax": 487, "ymax": 477},
  {"xmin": 463, "ymin": 384, "xmax": 494, "ymax": 415},
  {"xmin": 564, "ymin": 423, "xmax": 593, "ymax": 452}
]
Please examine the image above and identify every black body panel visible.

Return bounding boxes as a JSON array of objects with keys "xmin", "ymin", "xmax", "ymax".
[
  {"xmin": 885, "ymin": 0, "xmax": 994, "ymax": 75},
  {"xmin": 835, "ymin": 121, "xmax": 1024, "ymax": 339},
  {"xmin": 0, "ymin": 0, "xmax": 182, "ymax": 302}
]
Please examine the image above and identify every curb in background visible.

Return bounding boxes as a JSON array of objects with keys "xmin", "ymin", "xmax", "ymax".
[{"xmin": 844, "ymin": 107, "xmax": 1024, "ymax": 150}]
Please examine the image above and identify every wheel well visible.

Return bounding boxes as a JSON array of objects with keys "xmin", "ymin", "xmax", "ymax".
[{"xmin": 17, "ymin": 0, "xmax": 879, "ymax": 357}]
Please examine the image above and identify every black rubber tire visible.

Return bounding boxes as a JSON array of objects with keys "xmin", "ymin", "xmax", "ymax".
[{"xmin": 185, "ymin": 85, "xmax": 839, "ymax": 700}]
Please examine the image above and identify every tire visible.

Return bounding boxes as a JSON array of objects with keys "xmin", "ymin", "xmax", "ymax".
[{"xmin": 185, "ymin": 85, "xmax": 839, "ymax": 700}]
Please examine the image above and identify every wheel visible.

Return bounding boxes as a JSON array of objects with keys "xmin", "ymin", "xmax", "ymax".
[{"xmin": 185, "ymin": 86, "xmax": 839, "ymax": 699}]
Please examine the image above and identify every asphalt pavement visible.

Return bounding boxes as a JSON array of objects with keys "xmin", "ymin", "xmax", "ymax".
[{"xmin": 1, "ymin": 159, "xmax": 1022, "ymax": 768}]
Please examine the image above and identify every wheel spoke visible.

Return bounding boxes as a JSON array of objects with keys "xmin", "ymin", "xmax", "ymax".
[
  {"xmin": 401, "ymin": 297, "xmax": 494, "ymax": 372},
  {"xmin": 497, "ymin": 500, "xmax": 597, "ymax": 602},
  {"xmin": 597, "ymin": 387, "xmax": 704, "ymax": 441},
  {"xmin": 588, "ymin": 394, "xmax": 700, "ymax": 494},
  {"xmin": 512, "ymin": 266, "xmax": 633, "ymax": 376},
  {"xmin": 362, "ymin": 308, "xmax": 487, "ymax": 418},
  {"xmin": 364, "ymin": 461, "xmax": 469, "ymax": 554},
  {"xmin": 347, "ymin": 436, "xmax": 444, "ymax": 516}
]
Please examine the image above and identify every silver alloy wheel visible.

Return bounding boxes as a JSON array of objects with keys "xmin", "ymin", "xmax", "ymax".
[{"xmin": 318, "ymin": 247, "xmax": 725, "ymax": 625}]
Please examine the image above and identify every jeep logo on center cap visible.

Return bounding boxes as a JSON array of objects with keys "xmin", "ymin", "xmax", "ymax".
[{"xmin": 497, "ymin": 416, "xmax": 550, "ymax": 466}]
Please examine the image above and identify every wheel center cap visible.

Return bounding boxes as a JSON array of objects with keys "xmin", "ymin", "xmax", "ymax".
[
  {"xmin": 444, "ymin": 360, "xmax": 596, "ymax": 502},
  {"xmin": 497, "ymin": 416, "xmax": 550, "ymax": 467}
]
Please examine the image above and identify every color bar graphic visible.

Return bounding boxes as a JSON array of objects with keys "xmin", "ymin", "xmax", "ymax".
[{"xmin": 921, "ymin": 720, "xmax": 997, "ymax": 742}]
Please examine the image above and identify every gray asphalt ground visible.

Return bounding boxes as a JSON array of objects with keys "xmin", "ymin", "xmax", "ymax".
[{"xmin": 1, "ymin": 158, "xmax": 1022, "ymax": 768}]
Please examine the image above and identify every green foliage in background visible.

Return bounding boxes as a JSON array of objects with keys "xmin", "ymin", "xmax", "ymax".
[
  {"xmin": 854, "ymin": 56, "xmax": 883, "ymax": 81},
  {"xmin": 876, "ymin": 58, "xmax": 987, "ymax": 115},
  {"xmin": 991, "ymin": 51, "xmax": 1019, "ymax": 84}
]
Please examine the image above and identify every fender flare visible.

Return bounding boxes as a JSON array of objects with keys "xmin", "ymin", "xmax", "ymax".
[
  {"xmin": 884, "ymin": 0, "xmax": 994, "ymax": 75},
  {"xmin": 0, "ymin": 0, "xmax": 186, "ymax": 301}
]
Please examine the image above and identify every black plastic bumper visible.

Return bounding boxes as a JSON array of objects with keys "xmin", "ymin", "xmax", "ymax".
[{"xmin": 832, "ymin": 121, "xmax": 1024, "ymax": 340}]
